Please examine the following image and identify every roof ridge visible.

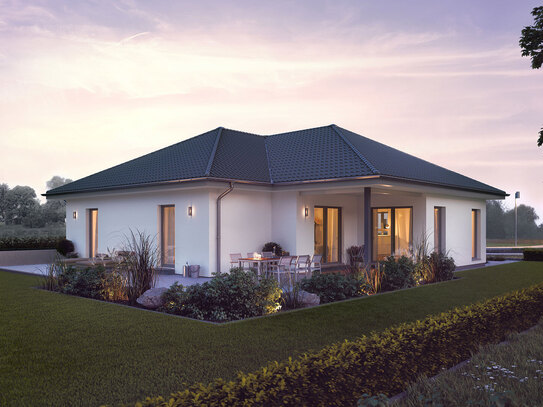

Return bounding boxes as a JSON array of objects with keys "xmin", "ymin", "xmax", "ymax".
[
  {"xmin": 205, "ymin": 127, "xmax": 223, "ymax": 176},
  {"xmin": 331, "ymin": 125, "xmax": 379, "ymax": 175},
  {"xmin": 263, "ymin": 136, "xmax": 274, "ymax": 184}
]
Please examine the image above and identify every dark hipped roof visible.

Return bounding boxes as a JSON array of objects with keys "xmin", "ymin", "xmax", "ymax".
[{"xmin": 45, "ymin": 125, "xmax": 506, "ymax": 197}]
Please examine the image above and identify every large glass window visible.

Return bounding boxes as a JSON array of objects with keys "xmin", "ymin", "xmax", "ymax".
[
  {"xmin": 161, "ymin": 205, "xmax": 175, "ymax": 267},
  {"xmin": 472, "ymin": 209, "xmax": 480, "ymax": 260},
  {"xmin": 372, "ymin": 207, "xmax": 412, "ymax": 261},
  {"xmin": 314, "ymin": 206, "xmax": 342, "ymax": 263},
  {"xmin": 88, "ymin": 209, "xmax": 98, "ymax": 258},
  {"xmin": 434, "ymin": 207, "xmax": 446, "ymax": 253}
]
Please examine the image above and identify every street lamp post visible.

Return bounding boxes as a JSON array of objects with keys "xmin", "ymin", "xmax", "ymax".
[{"xmin": 514, "ymin": 191, "xmax": 520, "ymax": 247}]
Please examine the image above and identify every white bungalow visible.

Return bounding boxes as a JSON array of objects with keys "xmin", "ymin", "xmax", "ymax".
[{"xmin": 45, "ymin": 125, "xmax": 506, "ymax": 276}]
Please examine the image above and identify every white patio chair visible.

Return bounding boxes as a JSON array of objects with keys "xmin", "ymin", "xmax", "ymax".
[
  {"xmin": 230, "ymin": 253, "xmax": 243, "ymax": 269},
  {"xmin": 296, "ymin": 255, "xmax": 311, "ymax": 279},
  {"xmin": 268, "ymin": 256, "xmax": 294, "ymax": 286},
  {"xmin": 309, "ymin": 254, "xmax": 323, "ymax": 274}
]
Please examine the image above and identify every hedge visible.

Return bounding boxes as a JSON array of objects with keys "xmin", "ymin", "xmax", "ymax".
[
  {"xmin": 524, "ymin": 248, "xmax": 543, "ymax": 261},
  {"xmin": 0, "ymin": 236, "xmax": 65, "ymax": 251},
  {"xmin": 135, "ymin": 283, "xmax": 543, "ymax": 407}
]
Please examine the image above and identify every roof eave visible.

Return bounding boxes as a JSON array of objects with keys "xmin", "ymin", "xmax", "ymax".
[{"xmin": 44, "ymin": 174, "xmax": 506, "ymax": 199}]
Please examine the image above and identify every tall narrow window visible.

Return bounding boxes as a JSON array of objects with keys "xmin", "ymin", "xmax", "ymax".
[
  {"xmin": 372, "ymin": 208, "xmax": 392, "ymax": 261},
  {"xmin": 88, "ymin": 209, "xmax": 98, "ymax": 258},
  {"xmin": 161, "ymin": 205, "xmax": 175, "ymax": 267},
  {"xmin": 472, "ymin": 209, "xmax": 480, "ymax": 260},
  {"xmin": 314, "ymin": 206, "xmax": 342, "ymax": 263},
  {"xmin": 434, "ymin": 207, "xmax": 446, "ymax": 253},
  {"xmin": 372, "ymin": 207, "xmax": 412, "ymax": 261}
]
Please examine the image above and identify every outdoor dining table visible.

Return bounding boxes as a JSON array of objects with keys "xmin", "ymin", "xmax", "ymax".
[{"xmin": 238, "ymin": 257, "xmax": 279, "ymax": 276}]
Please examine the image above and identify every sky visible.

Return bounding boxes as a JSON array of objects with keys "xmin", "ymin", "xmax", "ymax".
[{"xmin": 1, "ymin": 0, "xmax": 542, "ymax": 220}]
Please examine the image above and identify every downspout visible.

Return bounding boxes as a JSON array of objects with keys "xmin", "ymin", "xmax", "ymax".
[{"xmin": 216, "ymin": 182, "xmax": 234, "ymax": 274}]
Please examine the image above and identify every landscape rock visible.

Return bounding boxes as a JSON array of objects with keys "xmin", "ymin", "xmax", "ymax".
[
  {"xmin": 299, "ymin": 290, "xmax": 320, "ymax": 307},
  {"xmin": 136, "ymin": 287, "xmax": 168, "ymax": 309}
]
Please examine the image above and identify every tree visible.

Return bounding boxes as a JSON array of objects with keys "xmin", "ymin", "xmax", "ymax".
[
  {"xmin": 0, "ymin": 183, "xmax": 8, "ymax": 223},
  {"xmin": 44, "ymin": 176, "xmax": 72, "ymax": 224},
  {"xmin": 46, "ymin": 176, "xmax": 73, "ymax": 190},
  {"xmin": 520, "ymin": 6, "xmax": 543, "ymax": 147},
  {"xmin": 486, "ymin": 200, "xmax": 506, "ymax": 238},
  {"xmin": 4, "ymin": 186, "xmax": 39, "ymax": 225}
]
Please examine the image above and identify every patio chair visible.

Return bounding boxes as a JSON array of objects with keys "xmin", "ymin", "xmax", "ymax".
[
  {"xmin": 230, "ymin": 253, "xmax": 243, "ymax": 269},
  {"xmin": 296, "ymin": 255, "xmax": 311, "ymax": 279},
  {"xmin": 262, "ymin": 251, "xmax": 275, "ymax": 258},
  {"xmin": 309, "ymin": 254, "xmax": 323, "ymax": 274},
  {"xmin": 268, "ymin": 256, "xmax": 294, "ymax": 286}
]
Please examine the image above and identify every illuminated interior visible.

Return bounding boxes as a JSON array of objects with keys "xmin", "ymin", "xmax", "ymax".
[
  {"xmin": 88, "ymin": 209, "xmax": 98, "ymax": 258},
  {"xmin": 372, "ymin": 207, "xmax": 412, "ymax": 261},
  {"xmin": 161, "ymin": 205, "xmax": 175, "ymax": 267},
  {"xmin": 314, "ymin": 206, "xmax": 341, "ymax": 263}
]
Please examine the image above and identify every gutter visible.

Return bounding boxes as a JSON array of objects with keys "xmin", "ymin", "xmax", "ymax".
[
  {"xmin": 43, "ymin": 174, "xmax": 506, "ymax": 200},
  {"xmin": 216, "ymin": 182, "xmax": 234, "ymax": 274}
]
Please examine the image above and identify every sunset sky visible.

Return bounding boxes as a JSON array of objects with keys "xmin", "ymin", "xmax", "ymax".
[{"xmin": 1, "ymin": 0, "xmax": 542, "ymax": 220}]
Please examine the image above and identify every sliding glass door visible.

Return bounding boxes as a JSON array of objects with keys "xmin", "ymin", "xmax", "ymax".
[
  {"xmin": 161, "ymin": 205, "xmax": 175, "ymax": 267},
  {"xmin": 372, "ymin": 207, "xmax": 412, "ymax": 261},
  {"xmin": 314, "ymin": 206, "xmax": 342, "ymax": 263}
]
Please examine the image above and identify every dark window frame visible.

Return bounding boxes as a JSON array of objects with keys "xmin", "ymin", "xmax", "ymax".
[
  {"xmin": 371, "ymin": 206, "xmax": 413, "ymax": 262},
  {"xmin": 160, "ymin": 204, "xmax": 175, "ymax": 268},
  {"xmin": 314, "ymin": 205, "xmax": 343, "ymax": 264}
]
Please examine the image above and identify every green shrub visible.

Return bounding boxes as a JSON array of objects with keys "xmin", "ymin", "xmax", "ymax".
[
  {"xmin": 0, "ymin": 236, "xmax": 64, "ymax": 251},
  {"xmin": 137, "ymin": 283, "xmax": 543, "ymax": 407},
  {"xmin": 58, "ymin": 265, "xmax": 106, "ymax": 299},
  {"xmin": 380, "ymin": 255, "xmax": 415, "ymax": 291},
  {"xmin": 524, "ymin": 248, "xmax": 543, "ymax": 261},
  {"xmin": 159, "ymin": 269, "xmax": 282, "ymax": 322},
  {"xmin": 262, "ymin": 242, "xmax": 284, "ymax": 256},
  {"xmin": 57, "ymin": 239, "xmax": 75, "ymax": 256},
  {"xmin": 427, "ymin": 251, "xmax": 456, "ymax": 282},
  {"xmin": 299, "ymin": 272, "xmax": 363, "ymax": 303}
]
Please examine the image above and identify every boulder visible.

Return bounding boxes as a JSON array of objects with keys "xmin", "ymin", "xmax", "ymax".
[
  {"xmin": 136, "ymin": 287, "xmax": 168, "ymax": 309},
  {"xmin": 299, "ymin": 290, "xmax": 320, "ymax": 307}
]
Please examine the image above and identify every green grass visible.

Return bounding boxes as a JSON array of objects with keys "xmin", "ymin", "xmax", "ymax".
[
  {"xmin": 399, "ymin": 318, "xmax": 543, "ymax": 406},
  {"xmin": 0, "ymin": 223, "xmax": 65, "ymax": 238},
  {"xmin": 1, "ymin": 262, "xmax": 543, "ymax": 406}
]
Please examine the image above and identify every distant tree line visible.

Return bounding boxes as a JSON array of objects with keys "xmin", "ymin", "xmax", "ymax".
[
  {"xmin": 487, "ymin": 200, "xmax": 543, "ymax": 239},
  {"xmin": 0, "ymin": 176, "xmax": 72, "ymax": 228}
]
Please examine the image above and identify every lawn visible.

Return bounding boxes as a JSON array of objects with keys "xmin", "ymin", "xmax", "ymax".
[{"xmin": 1, "ymin": 262, "xmax": 542, "ymax": 406}]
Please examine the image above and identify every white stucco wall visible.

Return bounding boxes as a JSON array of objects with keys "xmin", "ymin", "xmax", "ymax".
[
  {"xmin": 63, "ymin": 183, "xmax": 490, "ymax": 277},
  {"xmin": 66, "ymin": 188, "xmax": 211, "ymax": 275},
  {"xmin": 296, "ymin": 193, "xmax": 360, "ymax": 263},
  {"xmin": 215, "ymin": 188, "xmax": 273, "ymax": 275},
  {"xmin": 425, "ymin": 195, "xmax": 486, "ymax": 266}
]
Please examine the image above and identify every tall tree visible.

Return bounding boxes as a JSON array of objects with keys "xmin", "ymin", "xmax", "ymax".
[
  {"xmin": 4, "ymin": 186, "xmax": 39, "ymax": 225},
  {"xmin": 486, "ymin": 200, "xmax": 506, "ymax": 238},
  {"xmin": 46, "ymin": 176, "xmax": 73, "ymax": 190},
  {"xmin": 519, "ymin": 6, "xmax": 543, "ymax": 147},
  {"xmin": 0, "ymin": 183, "xmax": 9, "ymax": 223},
  {"xmin": 44, "ymin": 176, "xmax": 72, "ymax": 224}
]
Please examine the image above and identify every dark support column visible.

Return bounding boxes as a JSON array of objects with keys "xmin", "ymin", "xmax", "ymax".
[{"xmin": 363, "ymin": 187, "xmax": 372, "ymax": 266}]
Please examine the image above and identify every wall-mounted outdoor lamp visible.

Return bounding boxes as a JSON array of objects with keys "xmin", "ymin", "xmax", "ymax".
[
  {"xmin": 304, "ymin": 207, "xmax": 309, "ymax": 217},
  {"xmin": 188, "ymin": 206, "xmax": 193, "ymax": 217},
  {"xmin": 73, "ymin": 211, "xmax": 77, "ymax": 219}
]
